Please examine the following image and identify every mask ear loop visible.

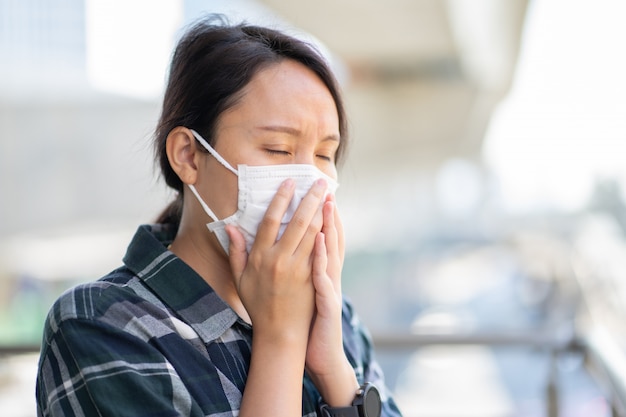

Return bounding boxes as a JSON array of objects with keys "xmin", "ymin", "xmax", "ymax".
[
  {"xmin": 187, "ymin": 129, "xmax": 238, "ymax": 223},
  {"xmin": 190, "ymin": 129, "xmax": 238, "ymax": 175},
  {"xmin": 188, "ymin": 184, "xmax": 220, "ymax": 222}
]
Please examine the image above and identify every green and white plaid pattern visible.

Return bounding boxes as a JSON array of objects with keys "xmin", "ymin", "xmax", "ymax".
[{"xmin": 36, "ymin": 224, "xmax": 402, "ymax": 417}]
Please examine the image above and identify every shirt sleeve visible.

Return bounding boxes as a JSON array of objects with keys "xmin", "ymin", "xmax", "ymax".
[
  {"xmin": 341, "ymin": 298, "xmax": 404, "ymax": 417},
  {"xmin": 36, "ymin": 317, "xmax": 200, "ymax": 417}
]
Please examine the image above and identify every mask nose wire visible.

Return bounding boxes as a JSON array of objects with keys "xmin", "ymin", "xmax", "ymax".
[{"xmin": 190, "ymin": 129, "xmax": 239, "ymax": 175}]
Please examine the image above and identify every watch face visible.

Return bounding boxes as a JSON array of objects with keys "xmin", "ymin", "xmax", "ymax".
[{"xmin": 364, "ymin": 385, "xmax": 382, "ymax": 417}]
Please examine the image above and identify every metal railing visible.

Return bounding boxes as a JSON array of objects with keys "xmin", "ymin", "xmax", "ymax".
[{"xmin": 371, "ymin": 325, "xmax": 626, "ymax": 417}]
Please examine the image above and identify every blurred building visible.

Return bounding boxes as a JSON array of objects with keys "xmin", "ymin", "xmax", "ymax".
[{"xmin": 0, "ymin": 0, "xmax": 87, "ymax": 96}]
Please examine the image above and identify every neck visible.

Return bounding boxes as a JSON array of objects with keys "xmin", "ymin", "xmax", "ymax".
[{"xmin": 169, "ymin": 218, "xmax": 251, "ymax": 324}]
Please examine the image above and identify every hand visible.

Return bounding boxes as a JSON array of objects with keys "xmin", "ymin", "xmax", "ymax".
[
  {"xmin": 226, "ymin": 178, "xmax": 327, "ymax": 345},
  {"xmin": 305, "ymin": 194, "xmax": 344, "ymax": 373},
  {"xmin": 305, "ymin": 195, "xmax": 359, "ymax": 405}
]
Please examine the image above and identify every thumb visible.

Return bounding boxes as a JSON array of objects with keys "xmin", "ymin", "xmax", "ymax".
[{"xmin": 225, "ymin": 225, "xmax": 248, "ymax": 286}]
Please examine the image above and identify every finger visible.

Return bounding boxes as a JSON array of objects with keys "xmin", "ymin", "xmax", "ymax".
[
  {"xmin": 279, "ymin": 178, "xmax": 327, "ymax": 251},
  {"xmin": 322, "ymin": 199, "xmax": 338, "ymax": 257},
  {"xmin": 226, "ymin": 224, "xmax": 248, "ymax": 287},
  {"xmin": 312, "ymin": 233, "xmax": 339, "ymax": 318},
  {"xmin": 333, "ymin": 196, "xmax": 345, "ymax": 266},
  {"xmin": 254, "ymin": 178, "xmax": 296, "ymax": 249},
  {"xmin": 312, "ymin": 232, "xmax": 331, "ymax": 295},
  {"xmin": 293, "ymin": 205, "xmax": 324, "ymax": 260},
  {"xmin": 322, "ymin": 199, "xmax": 343, "ymax": 296}
]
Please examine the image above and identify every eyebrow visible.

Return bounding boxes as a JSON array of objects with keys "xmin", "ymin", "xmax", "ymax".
[{"xmin": 256, "ymin": 125, "xmax": 340, "ymax": 142}]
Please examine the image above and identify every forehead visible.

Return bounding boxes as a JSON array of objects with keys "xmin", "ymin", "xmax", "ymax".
[{"xmin": 223, "ymin": 60, "xmax": 340, "ymax": 128}]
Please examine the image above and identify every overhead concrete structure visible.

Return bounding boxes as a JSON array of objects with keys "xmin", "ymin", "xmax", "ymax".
[{"xmin": 259, "ymin": 0, "xmax": 529, "ymax": 167}]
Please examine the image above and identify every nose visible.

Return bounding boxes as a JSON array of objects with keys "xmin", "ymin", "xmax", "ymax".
[{"xmin": 294, "ymin": 152, "xmax": 316, "ymax": 166}]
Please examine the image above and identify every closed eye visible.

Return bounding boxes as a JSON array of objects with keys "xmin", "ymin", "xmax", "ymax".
[{"xmin": 265, "ymin": 149, "xmax": 291, "ymax": 156}]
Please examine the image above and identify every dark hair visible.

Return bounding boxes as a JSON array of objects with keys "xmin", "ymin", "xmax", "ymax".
[{"xmin": 154, "ymin": 15, "xmax": 349, "ymax": 226}]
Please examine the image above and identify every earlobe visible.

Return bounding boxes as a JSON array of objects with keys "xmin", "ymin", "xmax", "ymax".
[{"xmin": 165, "ymin": 127, "xmax": 200, "ymax": 185}]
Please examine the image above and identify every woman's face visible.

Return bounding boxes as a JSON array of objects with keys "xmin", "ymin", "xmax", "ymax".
[{"xmin": 196, "ymin": 59, "xmax": 341, "ymax": 219}]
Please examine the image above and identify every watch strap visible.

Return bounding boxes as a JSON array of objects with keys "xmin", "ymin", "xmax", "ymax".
[
  {"xmin": 319, "ymin": 403, "xmax": 360, "ymax": 417},
  {"xmin": 318, "ymin": 382, "xmax": 381, "ymax": 417}
]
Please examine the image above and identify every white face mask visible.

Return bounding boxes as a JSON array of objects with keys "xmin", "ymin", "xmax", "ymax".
[{"xmin": 187, "ymin": 129, "xmax": 339, "ymax": 254}]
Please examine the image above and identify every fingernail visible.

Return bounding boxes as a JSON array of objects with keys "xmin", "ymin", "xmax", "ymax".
[
  {"xmin": 282, "ymin": 178, "xmax": 295, "ymax": 189},
  {"xmin": 316, "ymin": 178, "xmax": 327, "ymax": 188}
]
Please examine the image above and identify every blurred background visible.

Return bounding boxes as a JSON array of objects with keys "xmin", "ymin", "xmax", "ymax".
[{"xmin": 2, "ymin": 0, "xmax": 626, "ymax": 416}]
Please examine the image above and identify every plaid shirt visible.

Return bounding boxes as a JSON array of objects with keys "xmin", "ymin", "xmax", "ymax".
[{"xmin": 36, "ymin": 224, "xmax": 402, "ymax": 417}]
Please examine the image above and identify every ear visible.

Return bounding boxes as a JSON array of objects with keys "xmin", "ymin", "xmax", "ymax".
[{"xmin": 165, "ymin": 127, "xmax": 203, "ymax": 185}]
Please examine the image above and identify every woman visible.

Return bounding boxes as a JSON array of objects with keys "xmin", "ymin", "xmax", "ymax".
[{"xmin": 36, "ymin": 15, "xmax": 402, "ymax": 417}]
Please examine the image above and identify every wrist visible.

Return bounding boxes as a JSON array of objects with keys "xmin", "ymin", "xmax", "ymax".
[
  {"xmin": 319, "ymin": 383, "xmax": 382, "ymax": 417},
  {"xmin": 309, "ymin": 359, "xmax": 359, "ymax": 407},
  {"xmin": 251, "ymin": 328, "xmax": 309, "ymax": 379},
  {"xmin": 252, "ymin": 318, "xmax": 310, "ymax": 348}
]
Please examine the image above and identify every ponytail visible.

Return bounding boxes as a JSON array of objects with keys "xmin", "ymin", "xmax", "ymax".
[{"xmin": 155, "ymin": 194, "xmax": 183, "ymax": 229}]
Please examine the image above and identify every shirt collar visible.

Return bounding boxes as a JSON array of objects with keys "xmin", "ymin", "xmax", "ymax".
[{"xmin": 122, "ymin": 224, "xmax": 241, "ymax": 343}]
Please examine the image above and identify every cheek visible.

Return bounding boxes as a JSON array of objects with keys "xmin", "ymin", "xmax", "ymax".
[
  {"xmin": 200, "ymin": 159, "xmax": 240, "ymax": 218},
  {"xmin": 222, "ymin": 174, "xmax": 239, "ymax": 215},
  {"xmin": 320, "ymin": 164, "xmax": 338, "ymax": 182}
]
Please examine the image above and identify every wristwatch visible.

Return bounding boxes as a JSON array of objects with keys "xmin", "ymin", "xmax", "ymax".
[{"xmin": 319, "ymin": 383, "xmax": 382, "ymax": 417}]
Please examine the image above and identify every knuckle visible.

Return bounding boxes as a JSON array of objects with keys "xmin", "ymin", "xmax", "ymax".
[
  {"xmin": 308, "ymin": 187, "xmax": 325, "ymax": 202},
  {"xmin": 269, "ymin": 259, "xmax": 287, "ymax": 277},
  {"xmin": 248, "ymin": 251, "xmax": 265, "ymax": 269},
  {"xmin": 260, "ymin": 212, "xmax": 281, "ymax": 229},
  {"xmin": 307, "ymin": 217, "xmax": 322, "ymax": 235},
  {"xmin": 290, "ymin": 214, "xmax": 308, "ymax": 230}
]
